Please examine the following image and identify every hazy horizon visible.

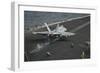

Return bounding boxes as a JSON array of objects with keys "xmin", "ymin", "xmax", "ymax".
[{"xmin": 24, "ymin": 11, "xmax": 90, "ymax": 28}]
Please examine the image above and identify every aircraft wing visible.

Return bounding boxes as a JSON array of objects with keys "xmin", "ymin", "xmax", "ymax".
[
  {"xmin": 61, "ymin": 32, "xmax": 75, "ymax": 36},
  {"xmin": 32, "ymin": 31, "xmax": 60, "ymax": 35},
  {"xmin": 32, "ymin": 31, "xmax": 50, "ymax": 35},
  {"xmin": 32, "ymin": 31, "xmax": 75, "ymax": 37},
  {"xmin": 51, "ymin": 32, "xmax": 75, "ymax": 36}
]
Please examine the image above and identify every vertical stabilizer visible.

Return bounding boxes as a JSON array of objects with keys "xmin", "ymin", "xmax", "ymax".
[{"xmin": 44, "ymin": 23, "xmax": 51, "ymax": 32}]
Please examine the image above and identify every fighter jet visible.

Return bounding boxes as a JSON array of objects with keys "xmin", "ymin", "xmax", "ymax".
[{"xmin": 32, "ymin": 23, "xmax": 75, "ymax": 38}]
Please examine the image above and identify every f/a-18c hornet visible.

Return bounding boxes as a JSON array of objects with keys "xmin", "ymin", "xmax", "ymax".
[{"xmin": 32, "ymin": 22, "xmax": 75, "ymax": 39}]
